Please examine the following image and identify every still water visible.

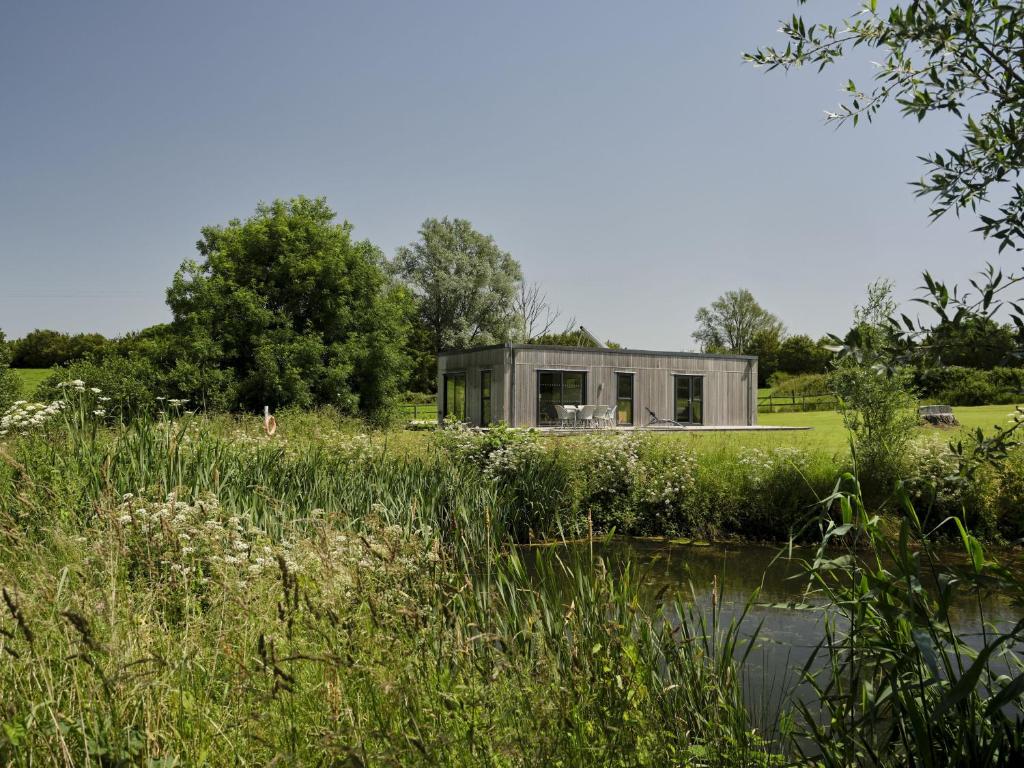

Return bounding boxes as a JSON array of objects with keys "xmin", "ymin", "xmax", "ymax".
[{"xmin": 544, "ymin": 538, "xmax": 1023, "ymax": 728}]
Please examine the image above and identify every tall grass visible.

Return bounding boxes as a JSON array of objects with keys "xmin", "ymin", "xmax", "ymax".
[
  {"xmin": 788, "ymin": 473, "xmax": 1024, "ymax": 767},
  {"xmin": 2, "ymin": 394, "xmax": 1023, "ymax": 764},
  {"xmin": 0, "ymin": 398, "xmax": 779, "ymax": 765}
]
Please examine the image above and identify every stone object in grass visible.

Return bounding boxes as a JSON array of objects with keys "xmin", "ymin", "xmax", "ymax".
[{"xmin": 918, "ymin": 404, "xmax": 959, "ymax": 427}]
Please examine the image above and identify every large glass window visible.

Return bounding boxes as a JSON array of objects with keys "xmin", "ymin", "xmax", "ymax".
[
  {"xmin": 615, "ymin": 372, "xmax": 634, "ymax": 426},
  {"xmin": 674, "ymin": 375, "xmax": 704, "ymax": 425},
  {"xmin": 537, "ymin": 370, "xmax": 587, "ymax": 426},
  {"xmin": 480, "ymin": 370, "xmax": 492, "ymax": 426},
  {"xmin": 443, "ymin": 373, "xmax": 466, "ymax": 422}
]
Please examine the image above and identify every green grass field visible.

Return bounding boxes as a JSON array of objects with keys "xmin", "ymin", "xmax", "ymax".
[
  {"xmin": 387, "ymin": 403, "xmax": 1022, "ymax": 457},
  {"xmin": 12, "ymin": 368, "xmax": 51, "ymax": 398},
  {"xmin": 755, "ymin": 404, "xmax": 1022, "ymax": 454}
]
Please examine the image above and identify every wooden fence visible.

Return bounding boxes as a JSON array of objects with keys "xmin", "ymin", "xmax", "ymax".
[
  {"xmin": 757, "ymin": 392, "xmax": 838, "ymax": 413},
  {"xmin": 398, "ymin": 403, "xmax": 439, "ymax": 421}
]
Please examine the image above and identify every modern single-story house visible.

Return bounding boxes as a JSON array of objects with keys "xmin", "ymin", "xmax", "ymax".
[{"xmin": 437, "ymin": 344, "xmax": 758, "ymax": 428}]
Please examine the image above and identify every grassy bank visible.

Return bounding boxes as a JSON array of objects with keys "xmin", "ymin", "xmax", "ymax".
[
  {"xmin": 0, "ymin": 397, "xmax": 776, "ymax": 765},
  {"xmin": 1, "ymin": 390, "xmax": 1022, "ymax": 765}
]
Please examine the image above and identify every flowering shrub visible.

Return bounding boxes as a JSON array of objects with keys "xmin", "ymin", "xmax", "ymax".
[
  {"xmin": 0, "ymin": 330, "xmax": 19, "ymax": 412},
  {"xmin": 738, "ymin": 446, "xmax": 814, "ymax": 488},
  {"xmin": 110, "ymin": 493, "xmax": 283, "ymax": 591},
  {"xmin": 901, "ymin": 438, "xmax": 967, "ymax": 515},
  {"xmin": 483, "ymin": 437, "xmax": 549, "ymax": 482},
  {"xmin": 632, "ymin": 438, "xmax": 699, "ymax": 533},
  {"xmin": 0, "ymin": 399, "xmax": 65, "ymax": 437},
  {"xmin": 571, "ymin": 434, "xmax": 641, "ymax": 530},
  {"xmin": 432, "ymin": 421, "xmax": 540, "ymax": 470},
  {"xmin": 292, "ymin": 509, "xmax": 443, "ymax": 622}
]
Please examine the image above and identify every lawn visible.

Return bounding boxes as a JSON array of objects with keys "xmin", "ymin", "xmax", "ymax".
[
  {"xmin": 12, "ymin": 367, "xmax": 51, "ymax": 398},
  {"xmin": 385, "ymin": 403, "xmax": 1023, "ymax": 458},
  {"xmin": 755, "ymin": 404, "xmax": 1023, "ymax": 454}
]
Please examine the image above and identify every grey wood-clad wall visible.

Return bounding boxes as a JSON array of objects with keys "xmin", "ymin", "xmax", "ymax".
[
  {"xmin": 436, "ymin": 346, "xmax": 510, "ymax": 425},
  {"xmin": 438, "ymin": 345, "xmax": 757, "ymax": 427}
]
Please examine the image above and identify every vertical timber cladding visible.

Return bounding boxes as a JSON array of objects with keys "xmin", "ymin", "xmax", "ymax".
[
  {"xmin": 510, "ymin": 346, "xmax": 757, "ymax": 427},
  {"xmin": 436, "ymin": 345, "xmax": 509, "ymax": 425},
  {"xmin": 438, "ymin": 344, "xmax": 757, "ymax": 427}
]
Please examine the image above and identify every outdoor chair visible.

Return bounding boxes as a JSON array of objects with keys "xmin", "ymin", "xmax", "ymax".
[
  {"xmin": 591, "ymin": 405, "xmax": 611, "ymax": 428},
  {"xmin": 553, "ymin": 404, "xmax": 575, "ymax": 429},
  {"xmin": 577, "ymin": 404, "xmax": 596, "ymax": 429},
  {"xmin": 646, "ymin": 407, "xmax": 682, "ymax": 427},
  {"xmin": 605, "ymin": 406, "xmax": 618, "ymax": 428}
]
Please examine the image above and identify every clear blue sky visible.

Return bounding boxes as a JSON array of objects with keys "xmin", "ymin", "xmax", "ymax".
[{"xmin": 0, "ymin": 1, "xmax": 1008, "ymax": 349}]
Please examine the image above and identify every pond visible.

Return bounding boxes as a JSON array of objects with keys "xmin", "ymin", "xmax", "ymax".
[{"xmin": 539, "ymin": 537, "xmax": 1024, "ymax": 733}]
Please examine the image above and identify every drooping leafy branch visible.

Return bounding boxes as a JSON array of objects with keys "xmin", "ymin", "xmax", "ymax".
[{"xmin": 747, "ymin": 1, "xmax": 1024, "ymax": 251}]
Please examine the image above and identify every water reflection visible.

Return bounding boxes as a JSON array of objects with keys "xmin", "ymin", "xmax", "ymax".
[{"xmin": 534, "ymin": 538, "xmax": 1024, "ymax": 731}]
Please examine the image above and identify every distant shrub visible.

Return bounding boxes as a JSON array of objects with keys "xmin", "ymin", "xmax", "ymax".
[
  {"xmin": 915, "ymin": 366, "xmax": 1024, "ymax": 406},
  {"xmin": 995, "ymin": 449, "xmax": 1024, "ymax": 541},
  {"xmin": 766, "ymin": 371, "xmax": 795, "ymax": 389},
  {"xmin": 36, "ymin": 356, "xmax": 163, "ymax": 418},
  {"xmin": 11, "ymin": 329, "xmax": 110, "ymax": 368}
]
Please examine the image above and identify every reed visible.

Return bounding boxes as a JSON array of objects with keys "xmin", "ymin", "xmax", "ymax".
[{"xmin": 2, "ymin": 396, "xmax": 1023, "ymax": 765}]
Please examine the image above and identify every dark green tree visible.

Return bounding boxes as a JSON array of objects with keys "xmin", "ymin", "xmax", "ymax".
[
  {"xmin": 778, "ymin": 334, "xmax": 833, "ymax": 375},
  {"xmin": 925, "ymin": 315, "xmax": 1019, "ymax": 369},
  {"xmin": 11, "ymin": 329, "xmax": 108, "ymax": 368},
  {"xmin": 747, "ymin": 326, "xmax": 785, "ymax": 386},
  {"xmin": 166, "ymin": 197, "xmax": 410, "ymax": 417},
  {"xmin": 748, "ymin": 1, "xmax": 1024, "ymax": 252}
]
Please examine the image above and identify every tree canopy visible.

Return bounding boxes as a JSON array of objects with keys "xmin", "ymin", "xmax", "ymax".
[
  {"xmin": 393, "ymin": 218, "xmax": 522, "ymax": 354},
  {"xmin": 747, "ymin": 1, "xmax": 1024, "ymax": 252},
  {"xmin": 692, "ymin": 289, "xmax": 784, "ymax": 355},
  {"xmin": 778, "ymin": 334, "xmax": 833, "ymax": 375},
  {"xmin": 11, "ymin": 329, "xmax": 108, "ymax": 368},
  {"xmin": 166, "ymin": 197, "xmax": 410, "ymax": 417},
  {"xmin": 925, "ymin": 315, "xmax": 1020, "ymax": 369}
]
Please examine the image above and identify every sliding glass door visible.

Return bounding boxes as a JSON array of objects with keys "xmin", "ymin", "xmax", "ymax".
[
  {"xmin": 443, "ymin": 373, "xmax": 466, "ymax": 422},
  {"xmin": 537, "ymin": 370, "xmax": 586, "ymax": 426},
  {"xmin": 673, "ymin": 375, "xmax": 703, "ymax": 425}
]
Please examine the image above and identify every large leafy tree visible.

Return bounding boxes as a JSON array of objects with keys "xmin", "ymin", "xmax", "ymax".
[
  {"xmin": 394, "ymin": 217, "xmax": 522, "ymax": 355},
  {"xmin": 166, "ymin": 197, "xmax": 410, "ymax": 417},
  {"xmin": 692, "ymin": 289, "xmax": 785, "ymax": 355},
  {"xmin": 747, "ymin": 1, "xmax": 1024, "ymax": 252}
]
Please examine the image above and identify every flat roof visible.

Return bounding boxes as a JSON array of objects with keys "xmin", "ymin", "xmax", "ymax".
[{"xmin": 438, "ymin": 343, "xmax": 757, "ymax": 363}]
